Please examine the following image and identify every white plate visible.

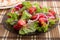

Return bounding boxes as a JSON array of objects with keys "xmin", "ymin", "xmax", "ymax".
[{"xmin": 0, "ymin": 0, "xmax": 25, "ymax": 9}]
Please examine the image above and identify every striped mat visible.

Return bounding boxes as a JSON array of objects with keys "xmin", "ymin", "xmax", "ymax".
[{"xmin": 0, "ymin": 0, "xmax": 60, "ymax": 40}]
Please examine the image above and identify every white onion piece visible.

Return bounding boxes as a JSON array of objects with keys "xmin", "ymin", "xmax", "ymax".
[
  {"xmin": 28, "ymin": 20, "xmax": 33, "ymax": 23},
  {"xmin": 15, "ymin": 11, "xmax": 19, "ymax": 15},
  {"xmin": 27, "ymin": 14, "xmax": 39, "ymax": 25},
  {"xmin": 47, "ymin": 21, "xmax": 49, "ymax": 25},
  {"xmin": 27, "ymin": 20, "xmax": 33, "ymax": 28}
]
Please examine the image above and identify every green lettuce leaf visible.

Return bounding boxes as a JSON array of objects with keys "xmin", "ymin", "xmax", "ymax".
[
  {"xmin": 42, "ymin": 7, "xmax": 49, "ymax": 13},
  {"xmin": 6, "ymin": 12, "xmax": 19, "ymax": 25},
  {"xmin": 22, "ymin": 1, "xmax": 32, "ymax": 9},
  {"xmin": 6, "ymin": 18, "xmax": 14, "ymax": 23},
  {"xmin": 42, "ymin": 24, "xmax": 48, "ymax": 32},
  {"xmin": 21, "ymin": 11, "xmax": 32, "ymax": 20},
  {"xmin": 34, "ymin": 3, "xmax": 42, "ymax": 13},
  {"xmin": 19, "ymin": 21, "xmax": 38, "ymax": 35},
  {"xmin": 49, "ymin": 19, "xmax": 55, "ymax": 25},
  {"xmin": 7, "ymin": 12, "xmax": 18, "ymax": 20},
  {"xmin": 19, "ymin": 7, "xmax": 26, "ymax": 13},
  {"xmin": 37, "ymin": 24, "xmax": 48, "ymax": 32}
]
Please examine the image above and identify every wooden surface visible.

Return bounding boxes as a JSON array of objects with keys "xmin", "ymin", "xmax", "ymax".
[{"xmin": 0, "ymin": 0, "xmax": 60, "ymax": 40}]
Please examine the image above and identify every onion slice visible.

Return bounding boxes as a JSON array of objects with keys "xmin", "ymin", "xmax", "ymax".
[{"xmin": 32, "ymin": 14, "xmax": 40, "ymax": 22}]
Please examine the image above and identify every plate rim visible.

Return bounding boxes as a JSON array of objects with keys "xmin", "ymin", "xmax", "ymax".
[{"xmin": 0, "ymin": 0, "xmax": 25, "ymax": 9}]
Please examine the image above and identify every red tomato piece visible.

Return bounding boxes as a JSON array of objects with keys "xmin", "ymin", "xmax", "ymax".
[
  {"xmin": 31, "ymin": 15, "xmax": 37, "ymax": 20},
  {"xmin": 7, "ymin": 16, "xmax": 11, "ymax": 18},
  {"xmin": 17, "ymin": 4, "xmax": 23, "ymax": 8},
  {"xmin": 39, "ymin": 18, "xmax": 48, "ymax": 23},
  {"xmin": 28, "ymin": 7, "xmax": 36, "ymax": 14},
  {"xmin": 49, "ymin": 9, "xmax": 56, "ymax": 16},
  {"xmin": 13, "ymin": 24, "xmax": 21, "ymax": 30},
  {"xmin": 39, "ymin": 13, "xmax": 47, "ymax": 18},
  {"xmin": 17, "ymin": 20, "xmax": 26, "ymax": 26},
  {"xmin": 15, "ymin": 7, "xmax": 20, "ymax": 11},
  {"xmin": 47, "ymin": 13, "xmax": 55, "ymax": 19}
]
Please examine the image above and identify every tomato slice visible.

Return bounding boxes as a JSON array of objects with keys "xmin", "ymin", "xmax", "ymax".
[
  {"xmin": 49, "ymin": 9, "xmax": 56, "ymax": 16},
  {"xmin": 28, "ymin": 7, "xmax": 36, "ymax": 14},
  {"xmin": 17, "ymin": 20, "xmax": 26, "ymax": 26}
]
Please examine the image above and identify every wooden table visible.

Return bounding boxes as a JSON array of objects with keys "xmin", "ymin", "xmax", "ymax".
[{"xmin": 0, "ymin": 0, "xmax": 60, "ymax": 40}]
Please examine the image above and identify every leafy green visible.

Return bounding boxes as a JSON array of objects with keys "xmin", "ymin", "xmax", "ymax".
[
  {"xmin": 42, "ymin": 24, "xmax": 48, "ymax": 32},
  {"xmin": 37, "ymin": 24, "xmax": 48, "ymax": 32},
  {"xmin": 21, "ymin": 11, "xmax": 32, "ymax": 20},
  {"xmin": 34, "ymin": 3, "xmax": 42, "ymax": 13},
  {"xmin": 19, "ymin": 7, "xmax": 26, "ymax": 13},
  {"xmin": 33, "ymin": 3, "xmax": 39, "ymax": 8},
  {"xmin": 56, "ymin": 17, "xmax": 59, "ymax": 21},
  {"xmin": 10, "ymin": 21, "xmax": 17, "ymax": 25},
  {"xmin": 42, "ymin": 7, "xmax": 49, "ymax": 13},
  {"xmin": 28, "ymin": 21, "xmax": 38, "ymax": 32},
  {"xmin": 19, "ymin": 21, "xmax": 38, "ymax": 35},
  {"xmin": 22, "ymin": 1, "xmax": 32, "ymax": 9},
  {"xmin": 49, "ymin": 19, "xmax": 55, "ymax": 25},
  {"xmin": 19, "ymin": 29, "xmax": 25, "ymax": 35},
  {"xmin": 6, "ymin": 18, "xmax": 14, "ymax": 23},
  {"xmin": 6, "ymin": 12, "xmax": 19, "ymax": 25},
  {"xmin": 37, "ymin": 27, "xmax": 42, "ymax": 32},
  {"xmin": 7, "ymin": 12, "xmax": 18, "ymax": 20},
  {"xmin": 36, "ymin": 8, "xmax": 42, "ymax": 13}
]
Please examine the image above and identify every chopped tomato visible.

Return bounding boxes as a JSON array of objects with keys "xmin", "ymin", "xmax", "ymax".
[
  {"xmin": 49, "ymin": 9, "xmax": 56, "ymax": 16},
  {"xmin": 13, "ymin": 24, "xmax": 21, "ymax": 30},
  {"xmin": 31, "ymin": 15, "xmax": 37, "ymax": 20},
  {"xmin": 17, "ymin": 20, "xmax": 26, "ymax": 26},
  {"xmin": 7, "ymin": 16, "xmax": 11, "ymax": 18},
  {"xmin": 17, "ymin": 4, "xmax": 23, "ymax": 8},
  {"xmin": 28, "ymin": 7, "xmax": 36, "ymax": 14},
  {"xmin": 39, "ymin": 13, "xmax": 47, "ymax": 18},
  {"xmin": 47, "ymin": 13, "xmax": 55, "ymax": 19},
  {"xmin": 15, "ymin": 7, "xmax": 20, "ymax": 11},
  {"xmin": 39, "ymin": 18, "xmax": 48, "ymax": 23},
  {"xmin": 15, "ymin": 4, "xmax": 23, "ymax": 11}
]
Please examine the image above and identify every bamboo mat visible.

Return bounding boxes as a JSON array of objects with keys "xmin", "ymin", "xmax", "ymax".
[{"xmin": 0, "ymin": 0, "xmax": 60, "ymax": 40}]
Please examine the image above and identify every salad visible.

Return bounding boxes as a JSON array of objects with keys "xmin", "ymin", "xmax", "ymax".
[{"xmin": 6, "ymin": 1, "xmax": 58, "ymax": 35}]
